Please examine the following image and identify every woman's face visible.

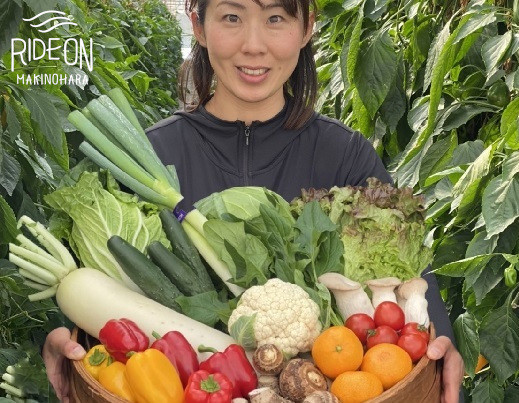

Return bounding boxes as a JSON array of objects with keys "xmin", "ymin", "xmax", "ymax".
[{"xmin": 192, "ymin": 0, "xmax": 313, "ymax": 112}]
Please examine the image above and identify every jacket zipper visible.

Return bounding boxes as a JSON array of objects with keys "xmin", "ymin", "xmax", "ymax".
[{"xmin": 243, "ymin": 125, "xmax": 251, "ymax": 186}]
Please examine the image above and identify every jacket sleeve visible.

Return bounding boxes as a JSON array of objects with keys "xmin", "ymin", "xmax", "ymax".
[{"xmin": 349, "ymin": 134, "xmax": 457, "ymax": 344}]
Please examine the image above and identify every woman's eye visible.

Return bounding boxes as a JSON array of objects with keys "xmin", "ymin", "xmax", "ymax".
[
  {"xmin": 268, "ymin": 15, "xmax": 284, "ymax": 23},
  {"xmin": 224, "ymin": 14, "xmax": 239, "ymax": 23}
]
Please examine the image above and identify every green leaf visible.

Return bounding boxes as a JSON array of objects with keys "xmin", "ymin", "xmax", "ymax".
[
  {"xmin": 419, "ymin": 132, "xmax": 457, "ymax": 187},
  {"xmin": 452, "ymin": 143, "xmax": 494, "ymax": 198},
  {"xmin": 453, "ymin": 312, "xmax": 479, "ymax": 378},
  {"xmin": 504, "ymin": 385, "xmax": 519, "ymax": 402},
  {"xmin": 482, "ymin": 169, "xmax": 519, "ymax": 238},
  {"xmin": 471, "ymin": 378, "xmax": 505, "ymax": 403},
  {"xmin": 353, "ymin": 30, "xmax": 398, "ymax": 118},
  {"xmin": 176, "ymin": 291, "xmax": 233, "ymax": 327},
  {"xmin": 5, "ymin": 102, "xmax": 21, "ymax": 141},
  {"xmin": 434, "ymin": 254, "xmax": 495, "ymax": 278},
  {"xmin": 0, "ymin": 194, "xmax": 18, "ymax": 244},
  {"xmin": 379, "ymin": 56, "xmax": 406, "ymax": 132},
  {"xmin": 453, "ymin": 12, "xmax": 497, "ymax": 44},
  {"xmin": 0, "ymin": 0, "xmax": 22, "ymax": 57},
  {"xmin": 480, "ymin": 294, "xmax": 519, "ymax": 384},
  {"xmin": 0, "ymin": 349, "xmax": 25, "ymax": 374},
  {"xmin": 346, "ymin": 6, "xmax": 364, "ymax": 85},
  {"xmin": 229, "ymin": 313, "xmax": 257, "ymax": 350},
  {"xmin": 22, "ymin": 90, "xmax": 63, "ymax": 150},
  {"xmin": 500, "ymin": 98, "xmax": 519, "ymax": 137},
  {"xmin": 482, "ymin": 32, "xmax": 512, "ymax": 79},
  {"xmin": 0, "ymin": 150, "xmax": 21, "ymax": 196},
  {"xmin": 22, "ymin": 0, "xmax": 58, "ymax": 15}
]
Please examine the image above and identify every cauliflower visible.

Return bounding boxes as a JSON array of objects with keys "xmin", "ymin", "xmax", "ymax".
[{"xmin": 228, "ymin": 278, "xmax": 322, "ymax": 357}]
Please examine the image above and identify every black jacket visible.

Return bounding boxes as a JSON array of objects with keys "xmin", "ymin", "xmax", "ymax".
[{"xmin": 146, "ymin": 101, "xmax": 455, "ymax": 343}]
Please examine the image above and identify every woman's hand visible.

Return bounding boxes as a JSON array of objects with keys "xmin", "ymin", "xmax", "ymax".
[
  {"xmin": 427, "ymin": 336, "xmax": 465, "ymax": 403},
  {"xmin": 42, "ymin": 327, "xmax": 86, "ymax": 402}
]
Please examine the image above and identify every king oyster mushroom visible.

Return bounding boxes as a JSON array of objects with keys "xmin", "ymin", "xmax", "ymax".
[
  {"xmin": 366, "ymin": 277, "xmax": 402, "ymax": 308},
  {"xmin": 318, "ymin": 273, "xmax": 374, "ymax": 320},
  {"xmin": 398, "ymin": 277, "xmax": 429, "ymax": 327}
]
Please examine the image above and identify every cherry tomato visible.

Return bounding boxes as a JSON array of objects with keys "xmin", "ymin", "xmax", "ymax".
[
  {"xmin": 366, "ymin": 325, "xmax": 399, "ymax": 349},
  {"xmin": 374, "ymin": 301, "xmax": 405, "ymax": 331},
  {"xmin": 401, "ymin": 322, "xmax": 430, "ymax": 343},
  {"xmin": 398, "ymin": 333, "xmax": 428, "ymax": 362},
  {"xmin": 345, "ymin": 314, "xmax": 376, "ymax": 344}
]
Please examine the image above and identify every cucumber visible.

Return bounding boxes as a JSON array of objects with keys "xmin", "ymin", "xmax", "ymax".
[
  {"xmin": 148, "ymin": 241, "xmax": 213, "ymax": 295},
  {"xmin": 159, "ymin": 209, "xmax": 213, "ymax": 290},
  {"xmin": 107, "ymin": 235, "xmax": 182, "ymax": 311}
]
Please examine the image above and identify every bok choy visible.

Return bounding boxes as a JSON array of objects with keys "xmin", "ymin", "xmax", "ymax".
[{"xmin": 67, "ymin": 88, "xmax": 243, "ymax": 296}]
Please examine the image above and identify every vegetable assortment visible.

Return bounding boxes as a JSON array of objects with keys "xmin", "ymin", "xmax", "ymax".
[{"xmin": 6, "ymin": 91, "xmax": 438, "ymax": 402}]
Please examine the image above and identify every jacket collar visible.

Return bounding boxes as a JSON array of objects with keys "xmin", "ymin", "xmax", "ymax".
[{"xmin": 174, "ymin": 98, "xmax": 316, "ymax": 174}]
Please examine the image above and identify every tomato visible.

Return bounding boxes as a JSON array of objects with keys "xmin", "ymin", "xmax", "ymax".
[
  {"xmin": 397, "ymin": 333, "xmax": 428, "ymax": 362},
  {"xmin": 487, "ymin": 80, "xmax": 510, "ymax": 108},
  {"xmin": 366, "ymin": 325, "xmax": 399, "ymax": 349},
  {"xmin": 400, "ymin": 322, "xmax": 430, "ymax": 343},
  {"xmin": 373, "ymin": 301, "xmax": 405, "ymax": 331},
  {"xmin": 345, "ymin": 314, "xmax": 376, "ymax": 344}
]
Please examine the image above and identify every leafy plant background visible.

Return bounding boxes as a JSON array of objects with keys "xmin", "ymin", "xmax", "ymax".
[
  {"xmin": 314, "ymin": 0, "xmax": 519, "ymax": 400},
  {"xmin": 0, "ymin": 0, "xmax": 182, "ymax": 399},
  {"xmin": 1, "ymin": 0, "xmax": 519, "ymax": 401}
]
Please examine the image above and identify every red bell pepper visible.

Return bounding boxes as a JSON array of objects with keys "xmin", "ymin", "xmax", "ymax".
[
  {"xmin": 98, "ymin": 318, "xmax": 149, "ymax": 363},
  {"xmin": 198, "ymin": 344, "xmax": 257, "ymax": 399},
  {"xmin": 150, "ymin": 330, "xmax": 199, "ymax": 387},
  {"xmin": 185, "ymin": 370, "xmax": 233, "ymax": 403}
]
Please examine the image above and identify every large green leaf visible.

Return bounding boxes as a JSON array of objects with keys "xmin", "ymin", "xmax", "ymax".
[
  {"xmin": 22, "ymin": 0, "xmax": 58, "ymax": 15},
  {"xmin": 452, "ymin": 143, "xmax": 494, "ymax": 198},
  {"xmin": 480, "ymin": 293, "xmax": 519, "ymax": 384},
  {"xmin": 346, "ymin": 5, "xmax": 364, "ymax": 84},
  {"xmin": 22, "ymin": 90, "xmax": 63, "ymax": 150},
  {"xmin": 419, "ymin": 131, "xmax": 457, "ymax": 187},
  {"xmin": 434, "ymin": 254, "xmax": 495, "ymax": 278},
  {"xmin": 353, "ymin": 30, "xmax": 398, "ymax": 118},
  {"xmin": 0, "ymin": 150, "xmax": 21, "ymax": 196},
  {"xmin": 0, "ymin": 0, "xmax": 22, "ymax": 57},
  {"xmin": 453, "ymin": 312, "xmax": 479, "ymax": 378},
  {"xmin": 453, "ymin": 11, "xmax": 497, "ymax": 44},
  {"xmin": 378, "ymin": 56, "xmax": 406, "ymax": 132},
  {"xmin": 472, "ymin": 378, "xmax": 505, "ymax": 403},
  {"xmin": 0, "ymin": 194, "xmax": 18, "ymax": 244},
  {"xmin": 482, "ymin": 153, "xmax": 519, "ymax": 238},
  {"xmin": 482, "ymin": 31, "xmax": 512, "ymax": 79}
]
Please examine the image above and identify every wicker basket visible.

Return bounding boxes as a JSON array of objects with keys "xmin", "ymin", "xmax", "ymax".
[{"xmin": 70, "ymin": 324, "xmax": 441, "ymax": 403}]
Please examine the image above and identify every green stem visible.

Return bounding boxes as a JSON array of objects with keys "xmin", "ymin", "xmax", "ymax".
[
  {"xmin": 16, "ymin": 234, "xmax": 62, "ymax": 266},
  {"xmin": 18, "ymin": 216, "xmax": 77, "ymax": 272},
  {"xmin": 28, "ymin": 285, "xmax": 58, "ymax": 302},
  {"xmin": 23, "ymin": 280, "xmax": 48, "ymax": 291},
  {"xmin": 9, "ymin": 243, "xmax": 69, "ymax": 279},
  {"xmin": 197, "ymin": 345, "xmax": 218, "ymax": 354},
  {"xmin": 10, "ymin": 255, "xmax": 58, "ymax": 285},
  {"xmin": 182, "ymin": 221, "xmax": 244, "ymax": 297},
  {"xmin": 0, "ymin": 382, "xmax": 24, "ymax": 398}
]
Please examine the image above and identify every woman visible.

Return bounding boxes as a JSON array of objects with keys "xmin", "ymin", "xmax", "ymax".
[{"xmin": 44, "ymin": 0, "xmax": 464, "ymax": 401}]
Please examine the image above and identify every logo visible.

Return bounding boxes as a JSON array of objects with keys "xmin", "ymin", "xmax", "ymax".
[
  {"xmin": 23, "ymin": 10, "xmax": 78, "ymax": 33},
  {"xmin": 11, "ymin": 10, "xmax": 93, "ymax": 87}
]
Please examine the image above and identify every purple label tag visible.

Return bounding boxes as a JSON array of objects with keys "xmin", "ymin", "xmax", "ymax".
[{"xmin": 173, "ymin": 207, "xmax": 187, "ymax": 222}]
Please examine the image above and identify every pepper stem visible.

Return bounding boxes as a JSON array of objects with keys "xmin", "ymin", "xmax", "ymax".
[
  {"xmin": 152, "ymin": 331, "xmax": 162, "ymax": 340},
  {"xmin": 200, "ymin": 375, "xmax": 221, "ymax": 393},
  {"xmin": 198, "ymin": 345, "xmax": 218, "ymax": 354}
]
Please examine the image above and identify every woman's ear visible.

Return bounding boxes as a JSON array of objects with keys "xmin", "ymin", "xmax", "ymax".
[
  {"xmin": 301, "ymin": 11, "xmax": 315, "ymax": 48},
  {"xmin": 191, "ymin": 11, "xmax": 207, "ymax": 47}
]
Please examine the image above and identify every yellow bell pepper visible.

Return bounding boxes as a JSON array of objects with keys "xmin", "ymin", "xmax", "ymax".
[
  {"xmin": 98, "ymin": 361, "xmax": 136, "ymax": 402},
  {"xmin": 82, "ymin": 344, "xmax": 111, "ymax": 380},
  {"xmin": 126, "ymin": 349, "xmax": 184, "ymax": 403}
]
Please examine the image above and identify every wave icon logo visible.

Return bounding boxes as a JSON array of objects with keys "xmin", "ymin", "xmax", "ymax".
[{"xmin": 23, "ymin": 10, "xmax": 77, "ymax": 33}]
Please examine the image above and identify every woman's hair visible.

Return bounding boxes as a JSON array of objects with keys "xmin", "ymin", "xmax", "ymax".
[{"xmin": 179, "ymin": 0, "xmax": 318, "ymax": 129}]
